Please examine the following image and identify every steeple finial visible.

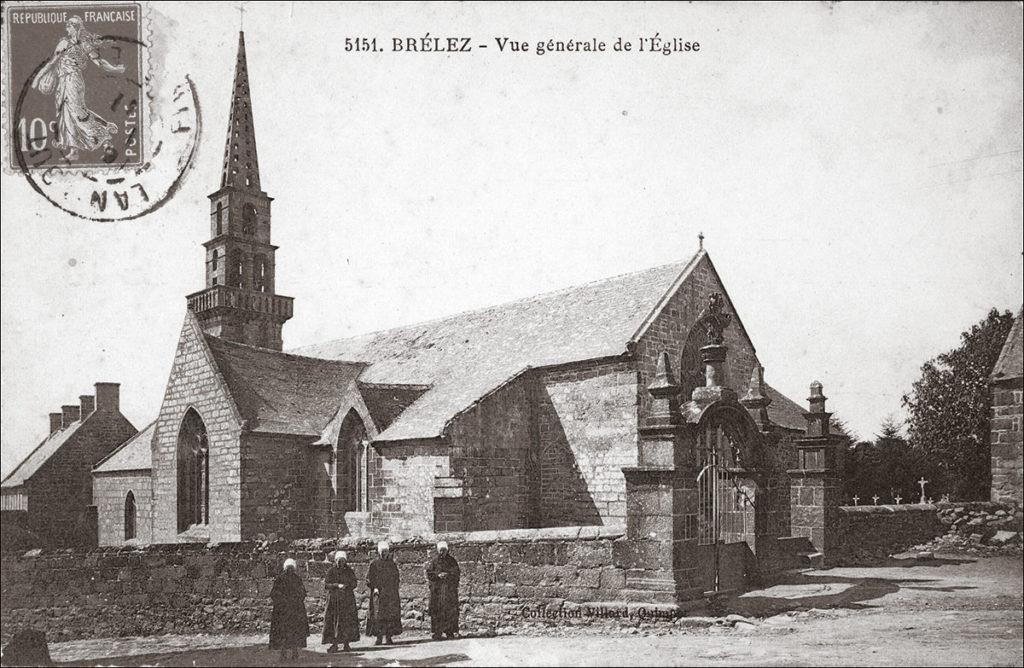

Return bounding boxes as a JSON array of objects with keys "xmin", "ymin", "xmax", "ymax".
[
  {"xmin": 698, "ymin": 231, "xmax": 704, "ymax": 250},
  {"xmin": 221, "ymin": 31, "xmax": 261, "ymax": 192}
]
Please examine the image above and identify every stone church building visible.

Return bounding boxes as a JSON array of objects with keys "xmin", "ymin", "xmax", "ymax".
[{"xmin": 86, "ymin": 32, "xmax": 824, "ymax": 567}]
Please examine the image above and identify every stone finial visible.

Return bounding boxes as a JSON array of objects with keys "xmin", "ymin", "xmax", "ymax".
[
  {"xmin": 803, "ymin": 380, "xmax": 831, "ymax": 438},
  {"xmin": 646, "ymin": 352, "xmax": 681, "ymax": 426},
  {"xmin": 740, "ymin": 364, "xmax": 773, "ymax": 428},
  {"xmin": 649, "ymin": 351, "xmax": 678, "ymax": 393}
]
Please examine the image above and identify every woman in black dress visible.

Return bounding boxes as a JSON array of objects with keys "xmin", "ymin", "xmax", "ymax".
[
  {"xmin": 366, "ymin": 541, "xmax": 403, "ymax": 645},
  {"xmin": 269, "ymin": 558, "xmax": 309, "ymax": 662},
  {"xmin": 322, "ymin": 551, "xmax": 360, "ymax": 652}
]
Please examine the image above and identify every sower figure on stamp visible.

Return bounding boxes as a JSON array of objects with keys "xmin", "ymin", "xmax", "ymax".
[
  {"xmin": 269, "ymin": 558, "xmax": 309, "ymax": 662},
  {"xmin": 322, "ymin": 551, "xmax": 360, "ymax": 653},
  {"xmin": 426, "ymin": 540, "xmax": 461, "ymax": 640},
  {"xmin": 30, "ymin": 16, "xmax": 124, "ymax": 161},
  {"xmin": 366, "ymin": 541, "xmax": 402, "ymax": 645}
]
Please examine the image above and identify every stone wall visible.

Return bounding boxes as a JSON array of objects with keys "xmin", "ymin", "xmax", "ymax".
[
  {"xmin": 368, "ymin": 440, "xmax": 449, "ymax": 537},
  {"xmin": 93, "ymin": 471, "xmax": 153, "ymax": 547},
  {"xmin": 537, "ymin": 359, "xmax": 638, "ymax": 527},
  {"xmin": 990, "ymin": 377, "xmax": 1023, "ymax": 506},
  {"xmin": 0, "ymin": 527, "xmax": 631, "ymax": 644},
  {"xmin": 152, "ymin": 314, "xmax": 243, "ymax": 544},
  {"xmin": 446, "ymin": 375, "xmax": 535, "ymax": 531},
  {"xmin": 240, "ymin": 433, "xmax": 314, "ymax": 540},
  {"xmin": 833, "ymin": 505, "xmax": 946, "ymax": 565}
]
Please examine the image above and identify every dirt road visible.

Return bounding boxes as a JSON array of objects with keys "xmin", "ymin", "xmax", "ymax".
[{"xmin": 42, "ymin": 555, "xmax": 1024, "ymax": 666}]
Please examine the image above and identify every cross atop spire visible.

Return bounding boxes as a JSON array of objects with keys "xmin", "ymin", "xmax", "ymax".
[{"xmin": 221, "ymin": 31, "xmax": 261, "ymax": 192}]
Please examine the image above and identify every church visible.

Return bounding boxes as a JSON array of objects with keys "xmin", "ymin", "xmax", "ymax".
[{"xmin": 78, "ymin": 33, "xmax": 819, "ymax": 560}]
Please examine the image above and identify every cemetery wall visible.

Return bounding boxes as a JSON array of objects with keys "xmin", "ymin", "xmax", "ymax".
[{"xmin": 0, "ymin": 526, "xmax": 685, "ymax": 643}]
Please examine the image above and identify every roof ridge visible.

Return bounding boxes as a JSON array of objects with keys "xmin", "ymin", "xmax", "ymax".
[
  {"xmin": 207, "ymin": 332, "xmax": 366, "ymax": 366},
  {"xmin": 293, "ymin": 256, "xmax": 694, "ymax": 353}
]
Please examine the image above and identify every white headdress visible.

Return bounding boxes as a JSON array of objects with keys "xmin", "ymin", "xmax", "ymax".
[
  {"xmin": 335, "ymin": 550, "xmax": 348, "ymax": 563},
  {"xmin": 377, "ymin": 541, "xmax": 390, "ymax": 554},
  {"xmin": 437, "ymin": 540, "xmax": 449, "ymax": 552},
  {"xmin": 283, "ymin": 558, "xmax": 297, "ymax": 571}
]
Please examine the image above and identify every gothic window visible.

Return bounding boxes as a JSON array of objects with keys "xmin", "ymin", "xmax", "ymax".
[
  {"xmin": 124, "ymin": 491, "xmax": 136, "ymax": 541},
  {"xmin": 215, "ymin": 202, "xmax": 223, "ymax": 235},
  {"xmin": 242, "ymin": 203, "xmax": 257, "ymax": 235},
  {"xmin": 177, "ymin": 409, "xmax": 209, "ymax": 533},
  {"xmin": 336, "ymin": 410, "xmax": 369, "ymax": 513}
]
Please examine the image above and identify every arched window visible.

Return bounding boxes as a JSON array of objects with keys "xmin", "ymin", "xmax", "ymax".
[
  {"xmin": 215, "ymin": 202, "xmax": 223, "ymax": 235},
  {"xmin": 177, "ymin": 409, "xmax": 209, "ymax": 533},
  {"xmin": 336, "ymin": 410, "xmax": 368, "ymax": 512},
  {"xmin": 124, "ymin": 490, "xmax": 137, "ymax": 540},
  {"xmin": 242, "ymin": 203, "xmax": 257, "ymax": 235}
]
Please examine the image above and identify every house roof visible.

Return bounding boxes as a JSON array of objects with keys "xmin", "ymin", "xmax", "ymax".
[
  {"xmin": 991, "ymin": 308, "xmax": 1023, "ymax": 382},
  {"xmin": 1, "ymin": 420, "xmax": 84, "ymax": 488},
  {"xmin": 205, "ymin": 335, "xmax": 366, "ymax": 436},
  {"xmin": 93, "ymin": 421, "xmax": 155, "ymax": 473}
]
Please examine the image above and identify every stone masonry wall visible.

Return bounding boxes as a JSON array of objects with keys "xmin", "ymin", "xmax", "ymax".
[
  {"xmin": 240, "ymin": 433, "xmax": 315, "ymax": 540},
  {"xmin": 94, "ymin": 472, "xmax": 153, "ymax": 547},
  {"xmin": 152, "ymin": 315, "xmax": 242, "ymax": 544},
  {"xmin": 0, "ymin": 527, "xmax": 631, "ymax": 644},
  {"xmin": 990, "ymin": 377, "xmax": 1023, "ymax": 505},
  {"xmin": 633, "ymin": 254, "xmax": 760, "ymax": 424},
  {"xmin": 24, "ymin": 411, "xmax": 137, "ymax": 548},
  {"xmin": 537, "ymin": 359, "xmax": 638, "ymax": 527},
  {"xmin": 833, "ymin": 505, "xmax": 946, "ymax": 565},
  {"xmin": 446, "ymin": 375, "xmax": 535, "ymax": 531},
  {"xmin": 367, "ymin": 440, "xmax": 449, "ymax": 537}
]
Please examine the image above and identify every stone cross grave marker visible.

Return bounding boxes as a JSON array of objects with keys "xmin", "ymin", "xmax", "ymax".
[
  {"xmin": 852, "ymin": 495, "xmax": 860, "ymax": 506},
  {"xmin": 894, "ymin": 495, "xmax": 902, "ymax": 505},
  {"xmin": 917, "ymin": 477, "xmax": 928, "ymax": 504},
  {"xmin": 872, "ymin": 495, "xmax": 880, "ymax": 505}
]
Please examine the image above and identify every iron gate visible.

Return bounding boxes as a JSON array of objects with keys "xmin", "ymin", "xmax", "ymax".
[{"xmin": 696, "ymin": 426, "xmax": 745, "ymax": 593}]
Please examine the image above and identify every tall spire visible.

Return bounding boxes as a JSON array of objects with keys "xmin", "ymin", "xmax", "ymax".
[{"xmin": 221, "ymin": 31, "xmax": 261, "ymax": 192}]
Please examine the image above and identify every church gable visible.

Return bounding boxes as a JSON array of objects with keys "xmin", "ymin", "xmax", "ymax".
[
  {"xmin": 151, "ymin": 312, "xmax": 244, "ymax": 544},
  {"xmin": 633, "ymin": 251, "xmax": 804, "ymax": 431}
]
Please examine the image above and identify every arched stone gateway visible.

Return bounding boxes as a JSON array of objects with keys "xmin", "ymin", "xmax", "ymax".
[{"xmin": 618, "ymin": 293, "xmax": 792, "ymax": 603}]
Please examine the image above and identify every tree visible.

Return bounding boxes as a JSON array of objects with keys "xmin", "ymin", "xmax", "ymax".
[{"xmin": 902, "ymin": 308, "xmax": 1016, "ymax": 500}]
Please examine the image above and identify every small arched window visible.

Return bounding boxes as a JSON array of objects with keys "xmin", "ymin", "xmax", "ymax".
[
  {"xmin": 215, "ymin": 202, "xmax": 223, "ymax": 235},
  {"xmin": 124, "ymin": 490, "xmax": 137, "ymax": 540}
]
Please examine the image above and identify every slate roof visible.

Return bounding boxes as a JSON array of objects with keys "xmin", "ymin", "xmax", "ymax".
[
  {"xmin": 294, "ymin": 251, "xmax": 807, "ymax": 439},
  {"xmin": 93, "ymin": 421, "xmax": 155, "ymax": 473},
  {"xmin": 991, "ymin": 308, "xmax": 1024, "ymax": 382},
  {"xmin": 1, "ymin": 421, "xmax": 84, "ymax": 488},
  {"xmin": 204, "ymin": 335, "xmax": 366, "ymax": 436}
]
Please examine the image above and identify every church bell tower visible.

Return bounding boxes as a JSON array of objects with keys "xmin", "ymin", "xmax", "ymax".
[{"xmin": 187, "ymin": 32, "xmax": 293, "ymax": 351}]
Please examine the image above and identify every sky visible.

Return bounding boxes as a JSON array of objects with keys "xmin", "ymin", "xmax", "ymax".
[{"xmin": 1, "ymin": 1, "xmax": 1022, "ymax": 477}]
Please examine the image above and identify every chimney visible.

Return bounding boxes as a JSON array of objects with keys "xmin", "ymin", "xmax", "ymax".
[
  {"xmin": 94, "ymin": 382, "xmax": 120, "ymax": 412},
  {"xmin": 61, "ymin": 404, "xmax": 81, "ymax": 428},
  {"xmin": 80, "ymin": 395, "xmax": 95, "ymax": 417},
  {"xmin": 49, "ymin": 412, "xmax": 63, "ymax": 433}
]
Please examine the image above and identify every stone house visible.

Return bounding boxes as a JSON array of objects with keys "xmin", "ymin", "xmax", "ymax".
[
  {"xmin": 1, "ymin": 384, "xmax": 136, "ymax": 547},
  {"xmin": 990, "ymin": 308, "xmax": 1023, "ymax": 505},
  {"xmin": 92, "ymin": 422, "xmax": 155, "ymax": 545}
]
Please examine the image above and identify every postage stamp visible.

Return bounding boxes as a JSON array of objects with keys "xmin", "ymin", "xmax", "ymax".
[
  {"xmin": 1, "ymin": 0, "xmax": 201, "ymax": 221},
  {"xmin": 5, "ymin": 2, "xmax": 145, "ymax": 170}
]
